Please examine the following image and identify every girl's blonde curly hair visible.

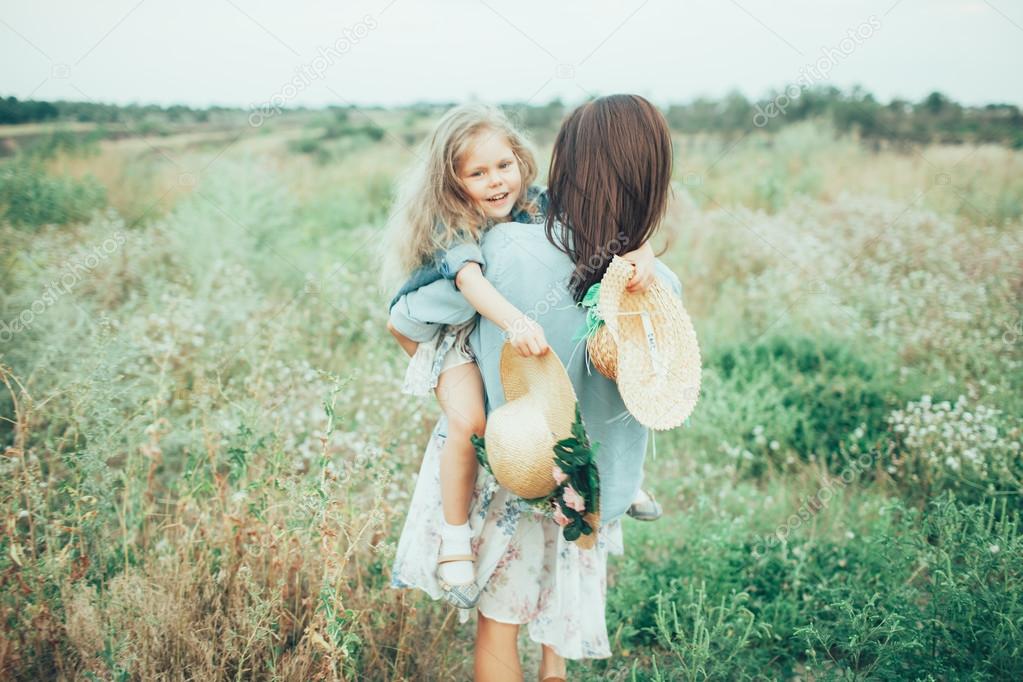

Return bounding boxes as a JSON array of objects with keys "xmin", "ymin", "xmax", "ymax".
[{"xmin": 380, "ymin": 104, "xmax": 538, "ymax": 291}]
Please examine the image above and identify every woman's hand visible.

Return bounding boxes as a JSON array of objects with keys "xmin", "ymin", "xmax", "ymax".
[
  {"xmin": 621, "ymin": 241, "xmax": 656, "ymax": 293},
  {"xmin": 504, "ymin": 315, "xmax": 551, "ymax": 356}
]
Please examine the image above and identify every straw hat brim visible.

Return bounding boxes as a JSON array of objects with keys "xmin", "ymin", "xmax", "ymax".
[
  {"xmin": 484, "ymin": 344, "xmax": 578, "ymax": 500},
  {"xmin": 596, "ymin": 256, "xmax": 701, "ymax": 430}
]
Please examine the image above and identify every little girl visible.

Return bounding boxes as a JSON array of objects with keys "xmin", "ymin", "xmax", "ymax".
[
  {"xmin": 383, "ymin": 104, "xmax": 552, "ymax": 607},
  {"xmin": 383, "ymin": 104, "xmax": 658, "ymax": 607}
]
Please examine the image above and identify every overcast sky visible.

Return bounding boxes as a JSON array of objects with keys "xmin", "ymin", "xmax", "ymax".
[{"xmin": 2, "ymin": 0, "xmax": 1021, "ymax": 110}]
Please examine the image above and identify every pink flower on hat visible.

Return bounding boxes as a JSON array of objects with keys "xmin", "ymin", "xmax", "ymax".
[
  {"xmin": 552, "ymin": 465, "xmax": 569, "ymax": 485},
  {"xmin": 563, "ymin": 484, "xmax": 586, "ymax": 513},
  {"xmin": 552, "ymin": 501, "xmax": 570, "ymax": 527}
]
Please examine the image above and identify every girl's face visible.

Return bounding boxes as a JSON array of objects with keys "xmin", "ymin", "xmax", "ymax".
[{"xmin": 457, "ymin": 131, "xmax": 522, "ymax": 221}]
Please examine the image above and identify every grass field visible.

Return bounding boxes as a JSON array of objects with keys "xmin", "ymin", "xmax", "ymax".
[{"xmin": 1, "ymin": 110, "xmax": 1021, "ymax": 680}]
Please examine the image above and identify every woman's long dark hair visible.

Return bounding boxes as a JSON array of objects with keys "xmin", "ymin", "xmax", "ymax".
[{"xmin": 545, "ymin": 94, "xmax": 673, "ymax": 302}]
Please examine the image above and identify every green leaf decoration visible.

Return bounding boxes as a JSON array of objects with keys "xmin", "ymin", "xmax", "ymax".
[
  {"xmin": 468, "ymin": 402, "xmax": 601, "ymax": 545},
  {"xmin": 470, "ymin": 433, "xmax": 488, "ymax": 470}
]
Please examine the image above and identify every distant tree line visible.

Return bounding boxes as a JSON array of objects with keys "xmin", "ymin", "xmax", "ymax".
[
  {"xmin": 0, "ymin": 97, "xmax": 59, "ymax": 124},
  {"xmin": 0, "ymin": 96, "xmax": 227, "ymax": 125},
  {"xmin": 664, "ymin": 86, "xmax": 1023, "ymax": 147},
  {"xmin": 2, "ymin": 87, "xmax": 1021, "ymax": 146},
  {"xmin": 505, "ymin": 87, "xmax": 1022, "ymax": 147}
]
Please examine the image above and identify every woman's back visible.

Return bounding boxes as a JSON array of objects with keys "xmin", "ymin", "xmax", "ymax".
[{"xmin": 470, "ymin": 220, "xmax": 682, "ymax": 523}]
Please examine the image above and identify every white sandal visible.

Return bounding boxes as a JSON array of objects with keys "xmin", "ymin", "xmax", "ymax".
[{"xmin": 436, "ymin": 553, "xmax": 481, "ymax": 609}]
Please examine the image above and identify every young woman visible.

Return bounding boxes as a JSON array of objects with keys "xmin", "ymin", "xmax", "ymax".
[
  {"xmin": 389, "ymin": 94, "xmax": 680, "ymax": 681},
  {"xmin": 383, "ymin": 104, "xmax": 657, "ymax": 609}
]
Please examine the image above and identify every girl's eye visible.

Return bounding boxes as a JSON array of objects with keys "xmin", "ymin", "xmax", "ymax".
[{"xmin": 499, "ymin": 161, "xmax": 512, "ymax": 169}]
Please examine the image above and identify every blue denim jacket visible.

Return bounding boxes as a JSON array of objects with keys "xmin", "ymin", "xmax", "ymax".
[
  {"xmin": 388, "ymin": 220, "xmax": 685, "ymax": 524},
  {"xmin": 387, "ymin": 186, "xmax": 549, "ymax": 310}
]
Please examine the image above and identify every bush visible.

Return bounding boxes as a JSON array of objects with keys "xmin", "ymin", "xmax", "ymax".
[
  {"xmin": 711, "ymin": 335, "xmax": 913, "ymax": 475},
  {"xmin": 590, "ymin": 494, "xmax": 1023, "ymax": 680},
  {"xmin": 887, "ymin": 394, "xmax": 1023, "ymax": 507},
  {"xmin": 0, "ymin": 161, "xmax": 106, "ymax": 228},
  {"xmin": 799, "ymin": 494, "xmax": 1023, "ymax": 680},
  {"xmin": 288, "ymin": 121, "xmax": 387, "ymax": 163},
  {"xmin": 19, "ymin": 128, "xmax": 103, "ymax": 161}
]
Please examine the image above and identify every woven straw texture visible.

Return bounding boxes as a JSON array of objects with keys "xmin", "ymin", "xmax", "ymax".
[
  {"xmin": 588, "ymin": 323, "xmax": 618, "ymax": 380},
  {"xmin": 485, "ymin": 344, "xmax": 578, "ymax": 500},
  {"xmin": 589, "ymin": 256, "xmax": 702, "ymax": 430}
]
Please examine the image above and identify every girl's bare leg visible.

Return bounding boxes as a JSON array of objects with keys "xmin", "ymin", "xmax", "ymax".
[
  {"xmin": 475, "ymin": 613, "xmax": 521, "ymax": 681},
  {"xmin": 435, "ymin": 362, "xmax": 486, "ymax": 525},
  {"xmin": 434, "ymin": 362, "xmax": 485, "ymax": 585}
]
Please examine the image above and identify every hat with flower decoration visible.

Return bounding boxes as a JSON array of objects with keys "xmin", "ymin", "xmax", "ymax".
[{"xmin": 471, "ymin": 343, "xmax": 602, "ymax": 548}]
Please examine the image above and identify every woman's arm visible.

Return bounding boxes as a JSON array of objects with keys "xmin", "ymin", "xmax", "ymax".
[{"xmin": 455, "ymin": 263, "xmax": 550, "ymax": 356}]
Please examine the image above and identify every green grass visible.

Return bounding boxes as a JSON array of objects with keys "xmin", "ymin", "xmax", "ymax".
[
  {"xmin": 0, "ymin": 160, "xmax": 106, "ymax": 228},
  {"xmin": 0, "ymin": 114, "xmax": 1020, "ymax": 680}
]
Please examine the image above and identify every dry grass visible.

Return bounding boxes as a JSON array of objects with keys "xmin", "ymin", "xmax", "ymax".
[{"xmin": 1, "ymin": 115, "xmax": 1021, "ymax": 679}]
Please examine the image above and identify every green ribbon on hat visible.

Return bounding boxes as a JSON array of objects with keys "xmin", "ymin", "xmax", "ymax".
[{"xmin": 573, "ymin": 282, "xmax": 604, "ymax": 342}]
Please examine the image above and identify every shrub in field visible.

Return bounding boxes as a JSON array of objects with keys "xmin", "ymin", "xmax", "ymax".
[
  {"xmin": 288, "ymin": 122, "xmax": 386, "ymax": 164},
  {"xmin": 886, "ymin": 393, "xmax": 1022, "ymax": 506},
  {"xmin": 853, "ymin": 225, "xmax": 1020, "ymax": 382},
  {"xmin": 0, "ymin": 161, "xmax": 106, "ymax": 228},
  {"xmin": 295, "ymin": 173, "xmax": 394, "ymax": 234},
  {"xmin": 798, "ymin": 494, "xmax": 1023, "ymax": 680},
  {"xmin": 649, "ymin": 582, "xmax": 769, "ymax": 681},
  {"xmin": 0, "ymin": 193, "xmax": 462, "ymax": 678},
  {"xmin": 591, "ymin": 494, "xmax": 1023, "ymax": 681},
  {"xmin": 0, "ymin": 356, "xmax": 457, "ymax": 680},
  {"xmin": 156, "ymin": 158, "xmax": 305, "ymax": 292},
  {"xmin": 19, "ymin": 128, "xmax": 104, "ymax": 161},
  {"xmin": 710, "ymin": 334, "xmax": 911, "ymax": 475}
]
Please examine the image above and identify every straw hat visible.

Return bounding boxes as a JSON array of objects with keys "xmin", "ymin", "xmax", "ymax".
[
  {"xmin": 587, "ymin": 255, "xmax": 701, "ymax": 430},
  {"xmin": 484, "ymin": 343, "xmax": 578, "ymax": 500}
]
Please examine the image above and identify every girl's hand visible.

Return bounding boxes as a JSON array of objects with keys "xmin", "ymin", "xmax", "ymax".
[
  {"xmin": 505, "ymin": 315, "xmax": 551, "ymax": 356},
  {"xmin": 621, "ymin": 242, "xmax": 656, "ymax": 293}
]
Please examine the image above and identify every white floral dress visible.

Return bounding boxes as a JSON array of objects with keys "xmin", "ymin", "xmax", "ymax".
[
  {"xmin": 390, "ymin": 414, "xmax": 625, "ymax": 660},
  {"xmin": 400, "ymin": 320, "xmax": 475, "ymax": 396}
]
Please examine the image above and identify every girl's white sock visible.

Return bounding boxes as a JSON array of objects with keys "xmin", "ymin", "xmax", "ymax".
[{"xmin": 438, "ymin": 519, "xmax": 474, "ymax": 585}]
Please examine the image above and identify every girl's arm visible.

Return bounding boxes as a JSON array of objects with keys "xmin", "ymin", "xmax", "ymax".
[{"xmin": 455, "ymin": 263, "xmax": 550, "ymax": 356}]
